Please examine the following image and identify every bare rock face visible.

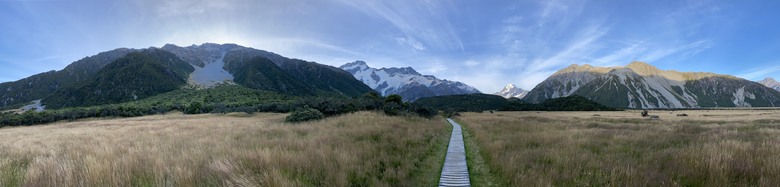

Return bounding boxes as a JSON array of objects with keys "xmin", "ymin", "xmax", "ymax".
[{"xmin": 524, "ymin": 61, "xmax": 780, "ymax": 108}]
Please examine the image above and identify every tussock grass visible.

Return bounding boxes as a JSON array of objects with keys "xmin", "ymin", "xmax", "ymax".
[
  {"xmin": 0, "ymin": 112, "xmax": 449, "ymax": 186},
  {"xmin": 458, "ymin": 111, "xmax": 780, "ymax": 186}
]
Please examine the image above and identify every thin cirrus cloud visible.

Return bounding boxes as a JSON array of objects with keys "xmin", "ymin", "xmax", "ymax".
[
  {"xmin": 738, "ymin": 65, "xmax": 780, "ymax": 80},
  {"xmin": 335, "ymin": 0, "xmax": 465, "ymax": 52},
  {"xmin": 3, "ymin": 0, "xmax": 776, "ymax": 93},
  {"xmin": 476, "ymin": 0, "xmax": 725, "ymax": 91}
]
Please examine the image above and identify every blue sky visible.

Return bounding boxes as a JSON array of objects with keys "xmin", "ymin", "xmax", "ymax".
[{"xmin": 2, "ymin": 0, "xmax": 780, "ymax": 92}]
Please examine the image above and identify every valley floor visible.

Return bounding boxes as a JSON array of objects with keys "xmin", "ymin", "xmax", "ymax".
[
  {"xmin": 5, "ymin": 109, "xmax": 780, "ymax": 186},
  {"xmin": 457, "ymin": 110, "xmax": 780, "ymax": 186},
  {"xmin": 0, "ymin": 112, "xmax": 449, "ymax": 186}
]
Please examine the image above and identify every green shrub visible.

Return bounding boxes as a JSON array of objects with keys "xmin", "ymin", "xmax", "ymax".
[
  {"xmin": 412, "ymin": 105, "xmax": 437, "ymax": 119},
  {"xmin": 385, "ymin": 94, "xmax": 403, "ymax": 105},
  {"xmin": 383, "ymin": 103, "xmax": 402, "ymax": 116},
  {"xmin": 285, "ymin": 108, "xmax": 325, "ymax": 123},
  {"xmin": 186, "ymin": 101, "xmax": 202, "ymax": 114}
]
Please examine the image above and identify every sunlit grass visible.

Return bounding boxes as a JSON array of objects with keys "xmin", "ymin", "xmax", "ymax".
[
  {"xmin": 458, "ymin": 111, "xmax": 780, "ymax": 186},
  {"xmin": 0, "ymin": 112, "xmax": 449, "ymax": 186}
]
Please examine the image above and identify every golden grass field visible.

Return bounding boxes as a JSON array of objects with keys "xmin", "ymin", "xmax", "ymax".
[
  {"xmin": 457, "ymin": 110, "xmax": 780, "ymax": 186},
  {"xmin": 0, "ymin": 112, "xmax": 450, "ymax": 186}
]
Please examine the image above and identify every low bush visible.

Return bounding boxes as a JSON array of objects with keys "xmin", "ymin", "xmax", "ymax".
[
  {"xmin": 285, "ymin": 107, "xmax": 325, "ymax": 123},
  {"xmin": 382, "ymin": 103, "xmax": 402, "ymax": 116}
]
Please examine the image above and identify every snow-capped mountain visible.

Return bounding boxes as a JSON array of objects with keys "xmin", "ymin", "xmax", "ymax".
[
  {"xmin": 759, "ymin": 77, "xmax": 780, "ymax": 91},
  {"xmin": 339, "ymin": 61, "xmax": 480, "ymax": 101},
  {"xmin": 494, "ymin": 84, "xmax": 528, "ymax": 99},
  {"xmin": 524, "ymin": 61, "xmax": 780, "ymax": 108}
]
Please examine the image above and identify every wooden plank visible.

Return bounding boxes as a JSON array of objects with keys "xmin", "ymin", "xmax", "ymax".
[{"xmin": 439, "ymin": 118, "xmax": 471, "ymax": 187}]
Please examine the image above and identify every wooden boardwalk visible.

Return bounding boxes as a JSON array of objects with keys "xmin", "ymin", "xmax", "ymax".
[{"xmin": 439, "ymin": 118, "xmax": 471, "ymax": 187}]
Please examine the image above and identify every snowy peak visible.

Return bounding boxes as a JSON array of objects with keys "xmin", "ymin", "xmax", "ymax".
[
  {"xmin": 503, "ymin": 84, "xmax": 517, "ymax": 90},
  {"xmin": 339, "ymin": 61, "xmax": 480, "ymax": 101},
  {"xmin": 340, "ymin": 61, "xmax": 370, "ymax": 73},
  {"xmin": 381, "ymin": 67, "xmax": 422, "ymax": 76},
  {"xmin": 494, "ymin": 84, "xmax": 528, "ymax": 99},
  {"xmin": 760, "ymin": 77, "xmax": 780, "ymax": 91},
  {"xmin": 341, "ymin": 60, "xmax": 368, "ymax": 68}
]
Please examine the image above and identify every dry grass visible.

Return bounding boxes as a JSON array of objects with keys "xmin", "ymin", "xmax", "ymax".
[
  {"xmin": 458, "ymin": 111, "xmax": 780, "ymax": 186},
  {"xmin": 0, "ymin": 112, "xmax": 449, "ymax": 186}
]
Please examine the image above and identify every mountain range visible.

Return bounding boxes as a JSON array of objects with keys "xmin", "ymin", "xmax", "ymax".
[
  {"xmin": 494, "ymin": 84, "xmax": 529, "ymax": 99},
  {"xmin": 5, "ymin": 43, "xmax": 780, "ymax": 111},
  {"xmin": 1, "ymin": 43, "xmax": 372, "ymax": 110},
  {"xmin": 524, "ymin": 61, "xmax": 780, "ymax": 108},
  {"xmin": 339, "ymin": 61, "xmax": 480, "ymax": 101}
]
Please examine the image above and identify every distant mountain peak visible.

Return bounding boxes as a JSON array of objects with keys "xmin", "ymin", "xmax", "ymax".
[
  {"xmin": 494, "ymin": 83, "xmax": 528, "ymax": 99},
  {"xmin": 759, "ymin": 77, "xmax": 780, "ymax": 91},
  {"xmin": 380, "ymin": 67, "xmax": 421, "ymax": 76},
  {"xmin": 504, "ymin": 83, "xmax": 517, "ymax": 90},
  {"xmin": 340, "ymin": 61, "xmax": 370, "ymax": 71},
  {"xmin": 340, "ymin": 61, "xmax": 480, "ymax": 101},
  {"xmin": 349, "ymin": 60, "xmax": 368, "ymax": 66}
]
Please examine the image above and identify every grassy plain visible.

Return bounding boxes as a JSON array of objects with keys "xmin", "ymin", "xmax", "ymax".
[
  {"xmin": 0, "ymin": 112, "xmax": 449, "ymax": 186},
  {"xmin": 458, "ymin": 110, "xmax": 780, "ymax": 186}
]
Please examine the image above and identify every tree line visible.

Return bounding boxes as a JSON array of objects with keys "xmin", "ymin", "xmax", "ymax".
[{"xmin": 0, "ymin": 87, "xmax": 437, "ymax": 127}]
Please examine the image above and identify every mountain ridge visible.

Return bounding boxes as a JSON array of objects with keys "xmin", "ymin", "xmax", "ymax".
[
  {"xmin": 1, "ymin": 43, "xmax": 373, "ymax": 110},
  {"xmin": 339, "ymin": 61, "xmax": 480, "ymax": 101},
  {"xmin": 525, "ymin": 61, "xmax": 780, "ymax": 108}
]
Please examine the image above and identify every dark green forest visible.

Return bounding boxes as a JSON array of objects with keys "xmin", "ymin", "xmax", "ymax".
[
  {"xmin": 0, "ymin": 85, "xmax": 437, "ymax": 126},
  {"xmin": 414, "ymin": 94, "xmax": 619, "ymax": 112}
]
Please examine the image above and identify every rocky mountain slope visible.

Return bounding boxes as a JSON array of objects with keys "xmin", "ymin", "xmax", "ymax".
[
  {"xmin": 0, "ymin": 48, "xmax": 136, "ymax": 108},
  {"xmin": 524, "ymin": 62, "xmax": 780, "ymax": 108},
  {"xmin": 339, "ymin": 61, "xmax": 480, "ymax": 101},
  {"xmin": 44, "ymin": 49, "xmax": 194, "ymax": 109},
  {"xmin": 1, "ymin": 43, "xmax": 373, "ymax": 110},
  {"xmin": 494, "ymin": 84, "xmax": 528, "ymax": 99},
  {"xmin": 163, "ymin": 43, "xmax": 372, "ymax": 97},
  {"xmin": 759, "ymin": 77, "xmax": 780, "ymax": 91}
]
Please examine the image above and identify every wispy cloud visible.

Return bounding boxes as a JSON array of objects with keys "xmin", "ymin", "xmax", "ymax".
[
  {"xmin": 394, "ymin": 36, "xmax": 426, "ymax": 52},
  {"xmin": 476, "ymin": 0, "xmax": 605, "ymax": 90},
  {"xmin": 146, "ymin": 0, "xmax": 235, "ymax": 17},
  {"xmin": 592, "ymin": 41, "xmax": 642, "ymax": 65},
  {"xmin": 526, "ymin": 22, "xmax": 609, "ymax": 72},
  {"xmin": 335, "ymin": 0, "xmax": 464, "ymax": 52},
  {"xmin": 469, "ymin": 0, "xmax": 721, "ymax": 92},
  {"xmin": 738, "ymin": 65, "xmax": 780, "ymax": 80}
]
